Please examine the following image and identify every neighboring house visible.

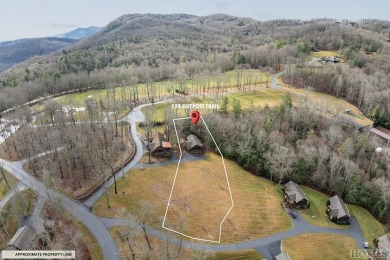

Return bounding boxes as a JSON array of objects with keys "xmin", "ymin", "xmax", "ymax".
[
  {"xmin": 149, "ymin": 132, "xmax": 172, "ymax": 157},
  {"xmin": 184, "ymin": 134, "xmax": 206, "ymax": 154},
  {"xmin": 275, "ymin": 252, "xmax": 291, "ymax": 260},
  {"xmin": 7, "ymin": 225, "xmax": 37, "ymax": 250},
  {"xmin": 327, "ymin": 195, "xmax": 350, "ymax": 224},
  {"xmin": 369, "ymin": 127, "xmax": 390, "ymax": 147},
  {"xmin": 284, "ymin": 181, "xmax": 309, "ymax": 208},
  {"xmin": 377, "ymin": 235, "xmax": 390, "ymax": 259}
]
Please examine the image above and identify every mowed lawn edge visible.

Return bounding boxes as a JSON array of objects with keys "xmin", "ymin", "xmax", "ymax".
[
  {"xmin": 282, "ymin": 233, "xmax": 357, "ymax": 260},
  {"xmin": 93, "ymin": 152, "xmax": 292, "ymax": 243}
]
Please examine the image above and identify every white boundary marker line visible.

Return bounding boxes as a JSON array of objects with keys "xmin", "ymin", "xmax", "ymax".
[{"xmin": 162, "ymin": 116, "xmax": 234, "ymax": 243}]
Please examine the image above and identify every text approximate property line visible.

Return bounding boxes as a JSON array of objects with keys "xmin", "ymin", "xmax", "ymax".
[{"xmin": 162, "ymin": 116, "xmax": 234, "ymax": 243}]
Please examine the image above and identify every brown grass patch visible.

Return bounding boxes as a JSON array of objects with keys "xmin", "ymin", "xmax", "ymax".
[
  {"xmin": 94, "ymin": 152, "xmax": 291, "ymax": 243},
  {"xmin": 283, "ymin": 233, "xmax": 357, "ymax": 260}
]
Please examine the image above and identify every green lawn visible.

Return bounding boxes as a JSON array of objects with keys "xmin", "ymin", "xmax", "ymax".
[
  {"xmin": 299, "ymin": 186, "xmax": 386, "ymax": 243},
  {"xmin": 300, "ymin": 186, "xmax": 347, "ymax": 229},
  {"xmin": 0, "ymin": 170, "xmax": 18, "ymax": 200},
  {"xmin": 309, "ymin": 50, "xmax": 340, "ymax": 58},
  {"xmin": 349, "ymin": 204, "xmax": 386, "ymax": 247},
  {"xmin": 44, "ymin": 69, "xmax": 268, "ymax": 109}
]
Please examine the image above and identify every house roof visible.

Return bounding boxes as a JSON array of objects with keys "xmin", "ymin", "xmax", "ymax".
[
  {"xmin": 7, "ymin": 226, "xmax": 37, "ymax": 250},
  {"xmin": 285, "ymin": 181, "xmax": 308, "ymax": 203},
  {"xmin": 329, "ymin": 195, "xmax": 350, "ymax": 219},
  {"xmin": 150, "ymin": 132, "xmax": 171, "ymax": 152},
  {"xmin": 162, "ymin": 141, "xmax": 171, "ymax": 148},
  {"xmin": 370, "ymin": 128, "xmax": 390, "ymax": 141},
  {"xmin": 275, "ymin": 252, "xmax": 291, "ymax": 260},
  {"xmin": 378, "ymin": 235, "xmax": 390, "ymax": 251},
  {"xmin": 186, "ymin": 134, "xmax": 203, "ymax": 149}
]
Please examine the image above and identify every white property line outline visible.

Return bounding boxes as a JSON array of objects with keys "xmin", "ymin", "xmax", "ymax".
[{"xmin": 162, "ymin": 116, "xmax": 234, "ymax": 243}]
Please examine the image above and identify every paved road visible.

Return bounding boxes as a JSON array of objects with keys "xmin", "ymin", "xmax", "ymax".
[
  {"xmin": 0, "ymin": 182, "xmax": 28, "ymax": 211},
  {"xmin": 0, "ymin": 159, "xmax": 121, "ymax": 260},
  {"xmin": 271, "ymin": 66, "xmax": 289, "ymax": 89},
  {"xmin": 99, "ymin": 210, "xmax": 365, "ymax": 258}
]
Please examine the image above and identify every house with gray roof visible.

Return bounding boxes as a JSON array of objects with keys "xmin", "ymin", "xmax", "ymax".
[
  {"xmin": 284, "ymin": 181, "xmax": 309, "ymax": 208},
  {"xmin": 7, "ymin": 225, "xmax": 37, "ymax": 250},
  {"xmin": 327, "ymin": 195, "xmax": 350, "ymax": 224},
  {"xmin": 185, "ymin": 134, "xmax": 206, "ymax": 154},
  {"xmin": 378, "ymin": 234, "xmax": 390, "ymax": 258}
]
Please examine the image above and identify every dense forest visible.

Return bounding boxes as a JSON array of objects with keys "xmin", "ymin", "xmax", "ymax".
[
  {"xmin": 177, "ymin": 95, "xmax": 390, "ymax": 228},
  {"xmin": 0, "ymin": 14, "xmax": 389, "ymax": 122}
]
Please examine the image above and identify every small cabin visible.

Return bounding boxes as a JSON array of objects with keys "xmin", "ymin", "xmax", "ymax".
[
  {"xmin": 7, "ymin": 225, "xmax": 37, "ymax": 250},
  {"xmin": 284, "ymin": 181, "xmax": 309, "ymax": 208},
  {"xmin": 184, "ymin": 134, "xmax": 206, "ymax": 155},
  {"xmin": 149, "ymin": 132, "xmax": 172, "ymax": 157},
  {"xmin": 327, "ymin": 195, "xmax": 350, "ymax": 224}
]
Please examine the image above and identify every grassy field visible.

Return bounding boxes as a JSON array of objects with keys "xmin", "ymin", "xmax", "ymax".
[
  {"xmin": 94, "ymin": 152, "xmax": 292, "ymax": 243},
  {"xmin": 283, "ymin": 233, "xmax": 357, "ymax": 260},
  {"xmin": 283, "ymin": 86, "xmax": 372, "ymax": 126},
  {"xmin": 0, "ymin": 170, "xmax": 18, "ymax": 200},
  {"xmin": 349, "ymin": 205, "xmax": 386, "ymax": 246},
  {"xmin": 300, "ymin": 186, "xmax": 347, "ymax": 229},
  {"xmin": 42, "ymin": 69, "xmax": 268, "ymax": 108},
  {"xmin": 309, "ymin": 50, "xmax": 340, "ymax": 58}
]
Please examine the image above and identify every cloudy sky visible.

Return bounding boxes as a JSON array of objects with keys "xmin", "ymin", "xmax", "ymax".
[{"xmin": 0, "ymin": 0, "xmax": 389, "ymax": 42}]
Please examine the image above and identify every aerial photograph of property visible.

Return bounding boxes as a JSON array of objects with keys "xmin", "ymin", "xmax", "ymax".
[{"xmin": 0, "ymin": 0, "xmax": 389, "ymax": 259}]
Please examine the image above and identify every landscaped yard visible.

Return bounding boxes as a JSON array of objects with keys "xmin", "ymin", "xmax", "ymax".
[
  {"xmin": 299, "ymin": 186, "xmax": 387, "ymax": 242},
  {"xmin": 283, "ymin": 233, "xmax": 357, "ymax": 260},
  {"xmin": 300, "ymin": 186, "xmax": 347, "ymax": 229},
  {"xmin": 0, "ymin": 170, "xmax": 18, "ymax": 200},
  {"xmin": 94, "ymin": 152, "xmax": 292, "ymax": 243}
]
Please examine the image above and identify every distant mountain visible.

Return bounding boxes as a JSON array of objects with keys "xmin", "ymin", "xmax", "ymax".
[
  {"xmin": 53, "ymin": 26, "xmax": 102, "ymax": 40},
  {"xmin": 0, "ymin": 37, "xmax": 77, "ymax": 72}
]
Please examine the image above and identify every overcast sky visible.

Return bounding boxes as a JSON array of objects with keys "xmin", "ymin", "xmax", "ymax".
[{"xmin": 0, "ymin": 0, "xmax": 389, "ymax": 42}]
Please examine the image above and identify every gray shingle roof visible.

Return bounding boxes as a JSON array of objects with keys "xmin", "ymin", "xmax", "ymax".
[
  {"xmin": 285, "ymin": 181, "xmax": 308, "ymax": 203},
  {"xmin": 329, "ymin": 195, "xmax": 350, "ymax": 219},
  {"xmin": 378, "ymin": 235, "xmax": 390, "ymax": 252},
  {"xmin": 7, "ymin": 225, "xmax": 37, "ymax": 250},
  {"xmin": 186, "ymin": 134, "xmax": 203, "ymax": 149}
]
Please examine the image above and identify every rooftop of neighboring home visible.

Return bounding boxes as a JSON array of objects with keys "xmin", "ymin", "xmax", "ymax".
[
  {"xmin": 284, "ymin": 181, "xmax": 308, "ymax": 203},
  {"xmin": 378, "ymin": 234, "xmax": 390, "ymax": 251},
  {"xmin": 186, "ymin": 134, "xmax": 203, "ymax": 149},
  {"xmin": 7, "ymin": 225, "xmax": 37, "ymax": 250},
  {"xmin": 328, "ymin": 195, "xmax": 350, "ymax": 218}
]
